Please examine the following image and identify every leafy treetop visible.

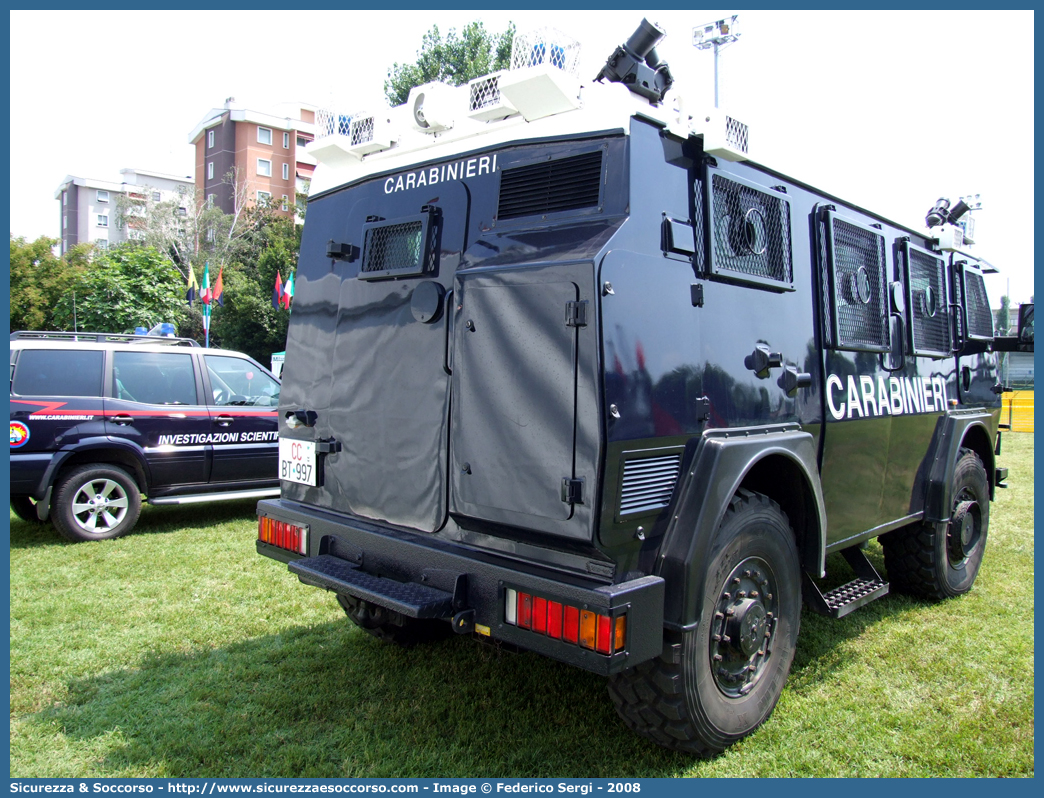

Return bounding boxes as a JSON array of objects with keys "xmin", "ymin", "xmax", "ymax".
[{"xmin": 384, "ymin": 21, "xmax": 515, "ymax": 107}]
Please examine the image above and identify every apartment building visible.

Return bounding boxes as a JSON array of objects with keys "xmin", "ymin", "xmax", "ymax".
[
  {"xmin": 54, "ymin": 168, "xmax": 194, "ymax": 255},
  {"xmin": 188, "ymin": 98, "xmax": 317, "ymax": 218}
]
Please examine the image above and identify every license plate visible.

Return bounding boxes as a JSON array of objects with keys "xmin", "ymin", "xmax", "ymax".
[{"xmin": 279, "ymin": 438, "xmax": 317, "ymax": 486}]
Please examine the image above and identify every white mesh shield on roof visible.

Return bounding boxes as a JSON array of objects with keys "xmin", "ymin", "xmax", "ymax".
[{"xmin": 510, "ymin": 27, "xmax": 581, "ymax": 76}]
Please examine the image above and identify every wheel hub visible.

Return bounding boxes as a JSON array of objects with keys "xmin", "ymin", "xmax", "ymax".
[
  {"xmin": 710, "ymin": 557, "xmax": 777, "ymax": 698},
  {"xmin": 72, "ymin": 479, "xmax": 127, "ymax": 532},
  {"xmin": 948, "ymin": 499, "xmax": 981, "ymax": 564}
]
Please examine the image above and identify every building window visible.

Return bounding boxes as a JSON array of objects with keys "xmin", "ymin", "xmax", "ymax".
[
  {"xmin": 207, "ymin": 162, "xmax": 214, "ymax": 180},
  {"xmin": 96, "ymin": 239, "xmax": 108, "ymax": 250},
  {"xmin": 257, "ymin": 158, "xmax": 272, "ymax": 177},
  {"xmin": 208, "ymin": 129, "xmax": 215, "ymax": 148},
  {"xmin": 257, "ymin": 127, "xmax": 272, "ymax": 145},
  {"xmin": 297, "ymin": 136, "xmax": 310, "ymax": 148},
  {"xmin": 206, "ymin": 227, "xmax": 215, "ymax": 242},
  {"xmin": 282, "ymin": 163, "xmax": 290, "ymax": 180},
  {"xmin": 207, "ymin": 194, "xmax": 215, "ymax": 207},
  {"xmin": 281, "ymin": 194, "xmax": 289, "ymax": 211},
  {"xmin": 97, "ymin": 215, "xmax": 108, "ymax": 227},
  {"xmin": 62, "ymin": 192, "xmax": 67, "ymax": 206},
  {"xmin": 257, "ymin": 190, "xmax": 272, "ymax": 205},
  {"xmin": 152, "ymin": 191, "xmax": 161, "ymax": 202},
  {"xmin": 97, "ymin": 190, "xmax": 109, "ymax": 203},
  {"xmin": 63, "ymin": 215, "xmax": 67, "ymax": 229},
  {"xmin": 178, "ymin": 207, "xmax": 187, "ymax": 216},
  {"xmin": 283, "ymin": 131, "xmax": 290, "ymax": 148}
]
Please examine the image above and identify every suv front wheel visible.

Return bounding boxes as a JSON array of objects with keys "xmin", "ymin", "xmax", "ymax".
[{"xmin": 52, "ymin": 464, "xmax": 142, "ymax": 542}]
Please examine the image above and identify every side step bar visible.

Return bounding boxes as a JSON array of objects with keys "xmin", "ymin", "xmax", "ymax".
[
  {"xmin": 804, "ymin": 546, "xmax": 889, "ymax": 618},
  {"xmin": 290, "ymin": 554, "xmax": 461, "ymax": 619},
  {"xmin": 150, "ymin": 487, "xmax": 280, "ymax": 505}
]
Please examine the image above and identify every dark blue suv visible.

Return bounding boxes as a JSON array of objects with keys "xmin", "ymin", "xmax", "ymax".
[{"xmin": 10, "ymin": 331, "xmax": 281, "ymax": 542}]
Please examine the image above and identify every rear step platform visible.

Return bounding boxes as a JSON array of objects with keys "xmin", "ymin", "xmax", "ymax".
[
  {"xmin": 804, "ymin": 546, "xmax": 889, "ymax": 618},
  {"xmin": 290, "ymin": 554, "xmax": 455, "ymax": 618}
]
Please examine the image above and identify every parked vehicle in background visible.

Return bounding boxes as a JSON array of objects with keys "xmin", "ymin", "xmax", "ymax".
[{"xmin": 10, "ymin": 331, "xmax": 281, "ymax": 542}]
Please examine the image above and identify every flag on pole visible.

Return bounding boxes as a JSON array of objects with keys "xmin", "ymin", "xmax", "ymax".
[
  {"xmin": 186, "ymin": 266, "xmax": 200, "ymax": 306},
  {"xmin": 200, "ymin": 262, "xmax": 212, "ymax": 305},
  {"xmin": 272, "ymin": 271, "xmax": 284, "ymax": 309},
  {"xmin": 213, "ymin": 265, "xmax": 224, "ymax": 307},
  {"xmin": 201, "ymin": 262, "xmax": 212, "ymax": 347},
  {"xmin": 281, "ymin": 271, "xmax": 294, "ymax": 309}
]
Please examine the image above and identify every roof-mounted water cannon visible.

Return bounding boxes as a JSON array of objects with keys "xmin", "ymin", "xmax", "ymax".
[
  {"xmin": 925, "ymin": 193, "xmax": 981, "ymax": 250},
  {"xmin": 594, "ymin": 18, "xmax": 675, "ymax": 104}
]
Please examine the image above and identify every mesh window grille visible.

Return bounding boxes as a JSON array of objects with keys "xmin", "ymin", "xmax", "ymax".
[
  {"xmin": 725, "ymin": 117, "xmax": 749, "ymax": 154},
  {"xmin": 828, "ymin": 217, "xmax": 890, "ymax": 352},
  {"xmin": 350, "ymin": 117, "xmax": 375, "ymax": 146},
  {"xmin": 497, "ymin": 150, "xmax": 603, "ymax": 220},
  {"xmin": 708, "ymin": 173, "xmax": 792, "ymax": 286},
  {"xmin": 361, "ymin": 220, "xmax": 428, "ymax": 278},
  {"xmin": 906, "ymin": 245, "xmax": 951, "ymax": 356},
  {"xmin": 963, "ymin": 269, "xmax": 995, "ymax": 339},
  {"xmin": 470, "ymin": 75, "xmax": 501, "ymax": 111},
  {"xmin": 950, "ymin": 261, "xmax": 965, "ymax": 342},
  {"xmin": 691, "ymin": 175, "xmax": 706, "ymax": 271}
]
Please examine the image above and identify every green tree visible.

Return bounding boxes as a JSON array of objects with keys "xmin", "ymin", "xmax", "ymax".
[
  {"xmin": 207, "ymin": 213, "xmax": 301, "ymax": 362},
  {"xmin": 51, "ymin": 243, "xmax": 185, "ymax": 334},
  {"xmin": 997, "ymin": 295, "xmax": 1011, "ymax": 334},
  {"xmin": 9, "ymin": 236, "xmax": 75, "ymax": 331},
  {"xmin": 384, "ymin": 21, "xmax": 515, "ymax": 106}
]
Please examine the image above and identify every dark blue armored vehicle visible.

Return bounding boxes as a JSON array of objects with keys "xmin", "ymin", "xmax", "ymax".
[{"xmin": 257, "ymin": 21, "xmax": 1024, "ymax": 754}]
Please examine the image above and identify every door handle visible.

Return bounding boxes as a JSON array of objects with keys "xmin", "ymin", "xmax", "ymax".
[
  {"xmin": 215, "ymin": 415, "xmax": 234, "ymax": 427},
  {"xmin": 112, "ymin": 414, "xmax": 134, "ymax": 426}
]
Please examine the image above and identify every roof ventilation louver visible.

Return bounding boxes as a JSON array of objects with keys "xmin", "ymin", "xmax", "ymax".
[{"xmin": 496, "ymin": 150, "xmax": 603, "ymax": 221}]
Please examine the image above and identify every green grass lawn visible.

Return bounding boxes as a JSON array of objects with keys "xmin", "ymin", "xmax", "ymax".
[{"xmin": 9, "ymin": 433, "xmax": 1034, "ymax": 777}]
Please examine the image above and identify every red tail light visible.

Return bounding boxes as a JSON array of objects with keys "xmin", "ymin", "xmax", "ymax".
[
  {"xmin": 504, "ymin": 588, "xmax": 626, "ymax": 656},
  {"xmin": 258, "ymin": 516, "xmax": 308, "ymax": 555},
  {"xmin": 533, "ymin": 597, "xmax": 548, "ymax": 634},
  {"xmin": 547, "ymin": 601, "xmax": 563, "ymax": 639}
]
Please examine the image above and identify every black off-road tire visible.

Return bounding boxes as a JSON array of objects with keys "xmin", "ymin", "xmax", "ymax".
[
  {"xmin": 882, "ymin": 448, "xmax": 989, "ymax": 600},
  {"xmin": 51, "ymin": 464, "xmax": 142, "ymax": 543},
  {"xmin": 337, "ymin": 594, "xmax": 453, "ymax": 648},
  {"xmin": 608, "ymin": 489, "xmax": 801, "ymax": 756},
  {"xmin": 10, "ymin": 497, "xmax": 44, "ymax": 523}
]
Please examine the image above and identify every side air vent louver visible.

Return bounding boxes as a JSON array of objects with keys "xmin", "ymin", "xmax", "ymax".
[
  {"xmin": 619, "ymin": 454, "xmax": 682, "ymax": 516},
  {"xmin": 496, "ymin": 150, "xmax": 603, "ymax": 221}
]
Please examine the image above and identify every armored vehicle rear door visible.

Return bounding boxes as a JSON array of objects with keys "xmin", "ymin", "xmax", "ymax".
[
  {"xmin": 449, "ymin": 261, "xmax": 598, "ymax": 542},
  {"xmin": 278, "ymin": 180, "xmax": 469, "ymax": 533}
]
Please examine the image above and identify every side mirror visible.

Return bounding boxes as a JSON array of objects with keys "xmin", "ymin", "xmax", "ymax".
[{"xmin": 1017, "ymin": 303, "xmax": 1034, "ymax": 347}]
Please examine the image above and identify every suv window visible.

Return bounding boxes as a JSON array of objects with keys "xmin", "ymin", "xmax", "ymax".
[
  {"xmin": 205, "ymin": 354, "xmax": 280, "ymax": 407},
  {"xmin": 113, "ymin": 351, "xmax": 197, "ymax": 405},
  {"xmin": 12, "ymin": 349, "xmax": 104, "ymax": 396}
]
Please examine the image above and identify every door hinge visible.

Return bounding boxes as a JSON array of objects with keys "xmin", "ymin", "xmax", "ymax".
[
  {"xmin": 561, "ymin": 477, "xmax": 585, "ymax": 505},
  {"xmin": 565, "ymin": 300, "xmax": 589, "ymax": 328},
  {"xmin": 694, "ymin": 396, "xmax": 711, "ymax": 422}
]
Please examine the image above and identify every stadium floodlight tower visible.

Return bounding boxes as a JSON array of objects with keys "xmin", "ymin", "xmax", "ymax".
[{"xmin": 692, "ymin": 14, "xmax": 741, "ymax": 108}]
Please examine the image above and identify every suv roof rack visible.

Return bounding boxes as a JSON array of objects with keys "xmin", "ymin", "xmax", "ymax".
[{"xmin": 10, "ymin": 330, "xmax": 201, "ymax": 347}]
